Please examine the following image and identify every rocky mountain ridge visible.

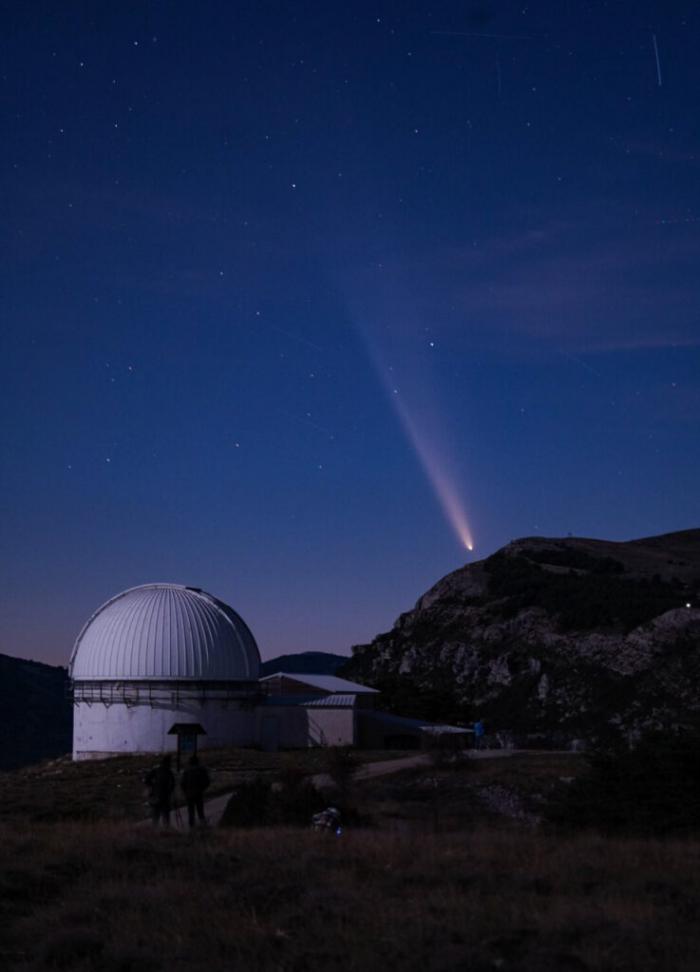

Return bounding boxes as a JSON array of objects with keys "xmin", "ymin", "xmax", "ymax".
[{"xmin": 341, "ymin": 529, "xmax": 700, "ymax": 745}]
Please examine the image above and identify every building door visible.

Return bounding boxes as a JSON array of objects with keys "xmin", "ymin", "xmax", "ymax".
[{"xmin": 261, "ymin": 716, "xmax": 279, "ymax": 753}]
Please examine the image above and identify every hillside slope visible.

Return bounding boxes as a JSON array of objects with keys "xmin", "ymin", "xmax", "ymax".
[
  {"xmin": 0, "ymin": 653, "xmax": 72, "ymax": 770},
  {"xmin": 341, "ymin": 530, "xmax": 700, "ymax": 744}
]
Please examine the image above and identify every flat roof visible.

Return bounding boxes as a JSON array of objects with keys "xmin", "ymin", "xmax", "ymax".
[
  {"xmin": 305, "ymin": 694, "xmax": 357, "ymax": 707},
  {"xmin": 361, "ymin": 710, "xmax": 472, "ymax": 734},
  {"xmin": 260, "ymin": 672, "xmax": 379, "ymax": 694}
]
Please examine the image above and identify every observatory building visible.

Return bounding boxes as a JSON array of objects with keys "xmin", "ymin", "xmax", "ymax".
[
  {"xmin": 69, "ymin": 584, "xmax": 261, "ymax": 760},
  {"xmin": 70, "ymin": 583, "xmax": 470, "ymax": 759}
]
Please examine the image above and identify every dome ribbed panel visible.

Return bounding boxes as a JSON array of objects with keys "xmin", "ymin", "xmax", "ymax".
[
  {"xmin": 122, "ymin": 590, "xmax": 147, "ymax": 678},
  {"xmin": 216, "ymin": 601, "xmax": 256, "ymax": 679},
  {"xmin": 198, "ymin": 601, "xmax": 219, "ymax": 675},
  {"xmin": 153, "ymin": 588, "xmax": 167, "ymax": 678},
  {"xmin": 69, "ymin": 584, "xmax": 261, "ymax": 681},
  {"xmin": 181, "ymin": 591, "xmax": 196, "ymax": 677},
  {"xmin": 183, "ymin": 590, "xmax": 200, "ymax": 676},
  {"xmin": 188, "ymin": 596, "xmax": 206, "ymax": 676}
]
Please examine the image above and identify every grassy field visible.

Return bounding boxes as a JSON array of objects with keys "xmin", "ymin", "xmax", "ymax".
[
  {"xmin": 2, "ymin": 819, "xmax": 700, "ymax": 971},
  {"xmin": 0, "ymin": 748, "xmax": 408, "ymax": 823},
  {"xmin": 0, "ymin": 748, "xmax": 585, "ymax": 827}
]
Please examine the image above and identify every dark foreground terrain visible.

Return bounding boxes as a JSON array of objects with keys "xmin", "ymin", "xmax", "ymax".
[
  {"xmin": 2, "ymin": 820, "xmax": 700, "ymax": 972},
  {"xmin": 2, "ymin": 749, "xmax": 700, "ymax": 970}
]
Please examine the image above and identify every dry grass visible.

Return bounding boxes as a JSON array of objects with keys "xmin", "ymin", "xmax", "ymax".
[
  {"xmin": 6, "ymin": 751, "xmax": 691, "ymax": 970},
  {"xmin": 2, "ymin": 820, "xmax": 700, "ymax": 971}
]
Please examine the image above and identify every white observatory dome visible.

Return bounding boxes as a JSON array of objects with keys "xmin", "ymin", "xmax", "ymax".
[{"xmin": 69, "ymin": 584, "xmax": 260, "ymax": 682}]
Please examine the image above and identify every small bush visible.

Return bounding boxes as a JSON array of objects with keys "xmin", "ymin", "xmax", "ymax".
[
  {"xmin": 324, "ymin": 746, "xmax": 357, "ymax": 795},
  {"xmin": 426, "ymin": 737, "xmax": 470, "ymax": 770},
  {"xmin": 276, "ymin": 756, "xmax": 310, "ymax": 792},
  {"xmin": 220, "ymin": 772, "xmax": 326, "ymax": 828},
  {"xmin": 269, "ymin": 778, "xmax": 325, "ymax": 826},
  {"xmin": 220, "ymin": 778, "xmax": 271, "ymax": 827}
]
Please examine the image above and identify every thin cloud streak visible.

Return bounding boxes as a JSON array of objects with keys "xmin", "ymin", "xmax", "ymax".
[{"xmin": 400, "ymin": 207, "xmax": 700, "ymax": 354}]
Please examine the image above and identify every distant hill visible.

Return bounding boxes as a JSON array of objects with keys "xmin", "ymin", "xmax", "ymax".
[
  {"xmin": 341, "ymin": 529, "xmax": 700, "ymax": 746},
  {"xmin": 261, "ymin": 651, "xmax": 349, "ymax": 677},
  {"xmin": 0, "ymin": 653, "xmax": 72, "ymax": 771}
]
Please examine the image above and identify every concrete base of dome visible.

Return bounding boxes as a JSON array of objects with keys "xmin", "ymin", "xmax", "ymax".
[{"xmin": 73, "ymin": 697, "xmax": 257, "ymax": 760}]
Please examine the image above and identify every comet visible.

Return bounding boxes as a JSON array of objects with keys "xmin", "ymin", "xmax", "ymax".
[
  {"xmin": 343, "ymin": 275, "xmax": 474, "ymax": 553},
  {"xmin": 364, "ymin": 335, "xmax": 474, "ymax": 552},
  {"xmin": 389, "ymin": 386, "xmax": 475, "ymax": 551}
]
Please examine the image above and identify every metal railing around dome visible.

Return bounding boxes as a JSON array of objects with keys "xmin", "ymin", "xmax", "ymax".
[{"xmin": 69, "ymin": 681, "xmax": 265, "ymax": 708}]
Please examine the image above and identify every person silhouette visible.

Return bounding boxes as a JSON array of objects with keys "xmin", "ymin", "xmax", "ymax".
[
  {"xmin": 180, "ymin": 755, "xmax": 211, "ymax": 828},
  {"xmin": 145, "ymin": 755, "xmax": 176, "ymax": 826}
]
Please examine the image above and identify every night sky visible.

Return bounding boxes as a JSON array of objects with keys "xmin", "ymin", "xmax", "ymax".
[{"xmin": 3, "ymin": 2, "xmax": 700, "ymax": 667}]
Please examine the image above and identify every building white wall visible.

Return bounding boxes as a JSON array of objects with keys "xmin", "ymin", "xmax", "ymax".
[
  {"xmin": 74, "ymin": 686, "xmax": 358, "ymax": 759},
  {"xmin": 255, "ymin": 705, "xmax": 356, "ymax": 751},
  {"xmin": 73, "ymin": 697, "xmax": 257, "ymax": 760},
  {"xmin": 256, "ymin": 707, "xmax": 309, "ymax": 751},
  {"xmin": 305, "ymin": 706, "xmax": 355, "ymax": 746}
]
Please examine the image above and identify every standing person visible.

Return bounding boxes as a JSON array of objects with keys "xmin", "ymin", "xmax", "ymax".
[
  {"xmin": 473, "ymin": 719, "xmax": 485, "ymax": 751},
  {"xmin": 180, "ymin": 754, "xmax": 210, "ymax": 828},
  {"xmin": 145, "ymin": 755, "xmax": 176, "ymax": 826}
]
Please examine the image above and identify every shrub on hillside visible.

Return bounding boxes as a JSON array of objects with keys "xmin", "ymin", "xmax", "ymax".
[
  {"xmin": 546, "ymin": 729, "xmax": 700, "ymax": 836},
  {"xmin": 220, "ymin": 771, "xmax": 326, "ymax": 828},
  {"xmin": 363, "ymin": 673, "xmax": 465, "ymax": 724},
  {"xmin": 521, "ymin": 546, "xmax": 625, "ymax": 575},
  {"xmin": 484, "ymin": 551, "xmax": 683, "ymax": 632}
]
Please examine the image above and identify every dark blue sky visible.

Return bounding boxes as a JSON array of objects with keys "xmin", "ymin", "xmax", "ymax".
[{"xmin": 3, "ymin": 1, "xmax": 699, "ymax": 665}]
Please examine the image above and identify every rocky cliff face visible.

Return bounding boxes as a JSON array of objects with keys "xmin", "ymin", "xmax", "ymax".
[{"xmin": 341, "ymin": 530, "xmax": 700, "ymax": 745}]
